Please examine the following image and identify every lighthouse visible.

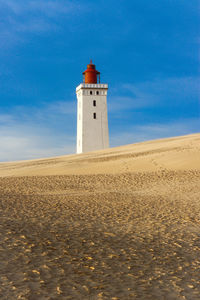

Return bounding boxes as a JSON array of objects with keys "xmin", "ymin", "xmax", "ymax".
[{"xmin": 76, "ymin": 60, "xmax": 109, "ymax": 154}]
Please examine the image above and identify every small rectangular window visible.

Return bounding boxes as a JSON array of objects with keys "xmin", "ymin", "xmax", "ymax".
[
  {"xmin": 90, "ymin": 91, "xmax": 92, "ymax": 95},
  {"xmin": 93, "ymin": 113, "xmax": 96, "ymax": 119},
  {"xmin": 93, "ymin": 100, "xmax": 96, "ymax": 106},
  {"xmin": 96, "ymin": 91, "xmax": 99, "ymax": 95}
]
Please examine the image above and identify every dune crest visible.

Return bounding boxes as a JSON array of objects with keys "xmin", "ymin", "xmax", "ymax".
[{"xmin": 0, "ymin": 133, "xmax": 200, "ymax": 177}]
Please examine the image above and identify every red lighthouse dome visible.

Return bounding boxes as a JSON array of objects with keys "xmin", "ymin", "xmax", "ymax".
[{"xmin": 83, "ymin": 60, "xmax": 100, "ymax": 84}]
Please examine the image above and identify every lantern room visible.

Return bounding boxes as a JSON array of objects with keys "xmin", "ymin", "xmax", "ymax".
[{"xmin": 83, "ymin": 60, "xmax": 100, "ymax": 84}]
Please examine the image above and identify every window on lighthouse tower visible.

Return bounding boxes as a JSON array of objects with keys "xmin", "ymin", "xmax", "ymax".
[
  {"xmin": 93, "ymin": 113, "xmax": 96, "ymax": 119},
  {"xmin": 93, "ymin": 100, "xmax": 96, "ymax": 107}
]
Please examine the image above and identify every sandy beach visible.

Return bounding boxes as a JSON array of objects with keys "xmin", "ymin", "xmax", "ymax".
[{"xmin": 0, "ymin": 133, "xmax": 200, "ymax": 299}]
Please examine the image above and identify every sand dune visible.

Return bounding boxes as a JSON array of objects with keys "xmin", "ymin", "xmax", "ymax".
[
  {"xmin": 0, "ymin": 133, "xmax": 200, "ymax": 299},
  {"xmin": 1, "ymin": 133, "xmax": 200, "ymax": 177}
]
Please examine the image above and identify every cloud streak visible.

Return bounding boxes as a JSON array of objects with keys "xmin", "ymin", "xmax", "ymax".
[
  {"xmin": 0, "ymin": 100, "xmax": 76, "ymax": 162},
  {"xmin": 122, "ymin": 76, "xmax": 199, "ymax": 101},
  {"xmin": 110, "ymin": 118, "xmax": 200, "ymax": 147},
  {"xmin": 0, "ymin": 0, "xmax": 87, "ymax": 47},
  {"xmin": 0, "ymin": 127, "xmax": 75, "ymax": 162},
  {"xmin": 0, "ymin": 0, "xmax": 81, "ymax": 16},
  {"xmin": 108, "ymin": 76, "xmax": 199, "ymax": 113}
]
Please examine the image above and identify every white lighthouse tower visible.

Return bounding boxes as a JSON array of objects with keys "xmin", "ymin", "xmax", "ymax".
[{"xmin": 76, "ymin": 60, "xmax": 109, "ymax": 154}]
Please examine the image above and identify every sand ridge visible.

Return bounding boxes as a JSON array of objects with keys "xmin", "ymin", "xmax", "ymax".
[
  {"xmin": 0, "ymin": 133, "xmax": 200, "ymax": 299},
  {"xmin": 0, "ymin": 133, "xmax": 200, "ymax": 177}
]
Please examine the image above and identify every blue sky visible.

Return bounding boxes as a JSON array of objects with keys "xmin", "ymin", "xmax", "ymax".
[{"xmin": 0, "ymin": 0, "xmax": 199, "ymax": 161}]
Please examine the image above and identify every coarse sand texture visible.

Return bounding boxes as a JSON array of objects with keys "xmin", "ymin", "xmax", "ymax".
[{"xmin": 0, "ymin": 133, "xmax": 200, "ymax": 299}]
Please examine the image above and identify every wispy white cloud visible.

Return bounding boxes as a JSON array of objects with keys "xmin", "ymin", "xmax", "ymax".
[
  {"xmin": 0, "ymin": 0, "xmax": 82, "ymax": 16},
  {"xmin": 0, "ymin": 114, "xmax": 14, "ymax": 123},
  {"xmin": 0, "ymin": 128, "xmax": 75, "ymax": 162},
  {"xmin": 109, "ymin": 77, "xmax": 199, "ymax": 146},
  {"xmin": 2, "ymin": 100, "xmax": 76, "ymax": 123},
  {"xmin": 47, "ymin": 101, "xmax": 76, "ymax": 115},
  {"xmin": 108, "ymin": 76, "xmax": 200, "ymax": 113},
  {"xmin": 0, "ymin": 100, "xmax": 76, "ymax": 162},
  {"xmin": 122, "ymin": 76, "xmax": 199, "ymax": 104},
  {"xmin": 108, "ymin": 95, "xmax": 154, "ymax": 112},
  {"xmin": 0, "ymin": 0, "xmax": 87, "ymax": 46},
  {"xmin": 5, "ymin": 16, "xmax": 58, "ymax": 33}
]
